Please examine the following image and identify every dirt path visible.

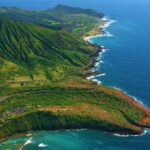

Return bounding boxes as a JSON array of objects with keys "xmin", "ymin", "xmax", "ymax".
[
  {"xmin": 0, "ymin": 89, "xmax": 57, "ymax": 102},
  {"xmin": 0, "ymin": 88, "xmax": 92, "ymax": 102}
]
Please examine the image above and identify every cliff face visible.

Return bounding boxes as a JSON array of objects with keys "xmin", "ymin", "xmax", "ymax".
[{"xmin": 0, "ymin": 111, "xmax": 142, "ymax": 140}]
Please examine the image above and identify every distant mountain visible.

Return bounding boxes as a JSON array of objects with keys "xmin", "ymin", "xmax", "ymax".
[
  {"xmin": 0, "ymin": 5, "xmax": 104, "ymax": 34},
  {"xmin": 50, "ymin": 5, "xmax": 104, "ymax": 18}
]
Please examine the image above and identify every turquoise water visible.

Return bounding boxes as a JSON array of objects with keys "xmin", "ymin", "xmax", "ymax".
[
  {"xmin": 0, "ymin": 0, "xmax": 150, "ymax": 149},
  {"xmin": 1, "ymin": 130, "xmax": 150, "ymax": 150}
]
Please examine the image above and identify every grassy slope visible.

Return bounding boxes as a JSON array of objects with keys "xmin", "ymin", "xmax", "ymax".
[
  {"xmin": 0, "ymin": 17, "xmax": 92, "ymax": 83},
  {"xmin": 0, "ymin": 6, "xmax": 150, "ymax": 140}
]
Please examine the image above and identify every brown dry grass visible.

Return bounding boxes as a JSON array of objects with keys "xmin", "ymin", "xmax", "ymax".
[{"xmin": 38, "ymin": 103, "xmax": 141, "ymax": 132}]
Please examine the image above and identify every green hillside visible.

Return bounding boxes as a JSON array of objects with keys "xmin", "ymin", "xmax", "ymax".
[{"xmin": 0, "ymin": 17, "xmax": 92, "ymax": 83}]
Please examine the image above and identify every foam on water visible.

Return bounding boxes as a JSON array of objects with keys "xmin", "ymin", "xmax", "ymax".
[
  {"xmin": 38, "ymin": 143, "xmax": 48, "ymax": 147},
  {"xmin": 113, "ymin": 86, "xmax": 144, "ymax": 105},
  {"xmin": 87, "ymin": 17, "xmax": 116, "ymax": 43},
  {"xmin": 92, "ymin": 79, "xmax": 102, "ymax": 85},
  {"xmin": 23, "ymin": 137, "xmax": 32, "ymax": 146},
  {"xmin": 19, "ymin": 137, "xmax": 33, "ymax": 150},
  {"xmin": 86, "ymin": 17, "xmax": 116, "ymax": 85},
  {"xmin": 113, "ymin": 129, "xmax": 148, "ymax": 138},
  {"xmin": 94, "ymin": 73, "xmax": 106, "ymax": 78}
]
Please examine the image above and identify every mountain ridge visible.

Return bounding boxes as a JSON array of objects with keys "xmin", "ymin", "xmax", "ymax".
[{"xmin": 0, "ymin": 17, "xmax": 92, "ymax": 82}]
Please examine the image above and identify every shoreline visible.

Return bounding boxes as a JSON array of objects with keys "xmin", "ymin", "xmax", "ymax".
[
  {"xmin": 83, "ymin": 16, "xmax": 112, "ymax": 85},
  {"xmin": 0, "ymin": 125, "xmax": 146, "ymax": 144},
  {"xmin": 83, "ymin": 17, "xmax": 150, "ymax": 131},
  {"xmin": 83, "ymin": 17, "xmax": 148, "ymax": 107},
  {"xmin": 83, "ymin": 17, "xmax": 108, "ymax": 42},
  {"xmin": 0, "ymin": 128, "xmax": 148, "ymax": 147},
  {"xmin": 84, "ymin": 16, "xmax": 115, "ymax": 42}
]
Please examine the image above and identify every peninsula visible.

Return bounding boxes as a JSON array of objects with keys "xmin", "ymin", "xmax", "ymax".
[{"xmin": 0, "ymin": 5, "xmax": 150, "ymax": 142}]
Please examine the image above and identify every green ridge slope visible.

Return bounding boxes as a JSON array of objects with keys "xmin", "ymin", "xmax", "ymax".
[{"xmin": 0, "ymin": 17, "xmax": 92, "ymax": 83}]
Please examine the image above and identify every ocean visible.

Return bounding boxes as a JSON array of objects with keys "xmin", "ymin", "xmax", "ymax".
[
  {"xmin": 1, "ymin": 130, "xmax": 150, "ymax": 150},
  {"xmin": 0, "ymin": 0, "xmax": 150, "ymax": 149}
]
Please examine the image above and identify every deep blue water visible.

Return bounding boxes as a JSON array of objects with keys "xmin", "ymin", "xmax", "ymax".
[
  {"xmin": 0, "ymin": 0, "xmax": 150, "ymax": 149},
  {"xmin": 90, "ymin": 2, "xmax": 150, "ymax": 107}
]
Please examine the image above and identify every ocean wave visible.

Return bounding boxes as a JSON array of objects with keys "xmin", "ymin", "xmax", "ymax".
[
  {"xmin": 74, "ymin": 129, "xmax": 87, "ymax": 132},
  {"xmin": 65, "ymin": 129, "xmax": 87, "ymax": 132},
  {"xmin": 24, "ymin": 137, "xmax": 32, "ymax": 145},
  {"xmin": 101, "ymin": 16, "xmax": 109, "ymax": 21},
  {"xmin": 88, "ymin": 34, "xmax": 104, "ymax": 42},
  {"xmin": 101, "ymin": 48, "xmax": 107, "ymax": 53},
  {"xmin": 86, "ymin": 16, "xmax": 116, "ymax": 87},
  {"xmin": 113, "ymin": 86, "xmax": 144, "ymax": 105},
  {"xmin": 88, "ymin": 16, "xmax": 117, "ymax": 41},
  {"xmin": 38, "ymin": 143, "xmax": 48, "ymax": 147},
  {"xmin": 89, "ymin": 31, "xmax": 113, "ymax": 40},
  {"xmin": 92, "ymin": 79, "xmax": 102, "ymax": 85},
  {"xmin": 96, "ymin": 48, "xmax": 107, "ymax": 60},
  {"xmin": 94, "ymin": 73, "xmax": 106, "ymax": 78},
  {"xmin": 86, "ymin": 48, "xmax": 107, "ymax": 83},
  {"xmin": 95, "ymin": 62, "xmax": 100, "ymax": 67},
  {"xmin": 19, "ymin": 137, "xmax": 33, "ymax": 150},
  {"xmin": 101, "ymin": 16, "xmax": 117, "ymax": 29},
  {"xmin": 102, "ymin": 20, "xmax": 116, "ymax": 29},
  {"xmin": 130, "ymin": 95, "xmax": 144, "ymax": 105},
  {"xmin": 101, "ymin": 45, "xmax": 105, "ymax": 48},
  {"xmin": 86, "ymin": 75, "xmax": 95, "ymax": 80},
  {"xmin": 100, "ymin": 60, "xmax": 104, "ymax": 64},
  {"xmin": 87, "ymin": 18, "xmax": 117, "ymax": 42},
  {"xmin": 96, "ymin": 49, "xmax": 107, "ymax": 63},
  {"xmin": 113, "ymin": 129, "xmax": 148, "ymax": 138},
  {"xmin": 99, "ymin": 73, "xmax": 106, "ymax": 77},
  {"xmin": 99, "ymin": 16, "xmax": 117, "ymax": 38},
  {"xmin": 105, "ymin": 31, "xmax": 114, "ymax": 37}
]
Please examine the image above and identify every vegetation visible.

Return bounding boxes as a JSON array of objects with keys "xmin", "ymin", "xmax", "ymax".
[
  {"xmin": 0, "ymin": 84, "xmax": 149, "ymax": 139},
  {"xmin": 0, "ymin": 111, "xmax": 141, "ymax": 139},
  {"xmin": 0, "ymin": 5, "xmax": 104, "ymax": 36},
  {"xmin": 0, "ymin": 5, "xmax": 150, "ymax": 141},
  {"xmin": 0, "ymin": 17, "xmax": 93, "ymax": 83}
]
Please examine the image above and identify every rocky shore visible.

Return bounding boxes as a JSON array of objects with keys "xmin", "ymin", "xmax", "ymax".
[{"xmin": 83, "ymin": 20, "xmax": 107, "ymax": 82}]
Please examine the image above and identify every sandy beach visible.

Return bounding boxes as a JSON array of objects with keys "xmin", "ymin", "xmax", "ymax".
[{"xmin": 83, "ymin": 17, "xmax": 111, "ymax": 42}]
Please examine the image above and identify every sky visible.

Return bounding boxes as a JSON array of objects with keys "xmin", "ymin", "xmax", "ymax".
[{"xmin": 0, "ymin": 0, "xmax": 150, "ymax": 17}]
